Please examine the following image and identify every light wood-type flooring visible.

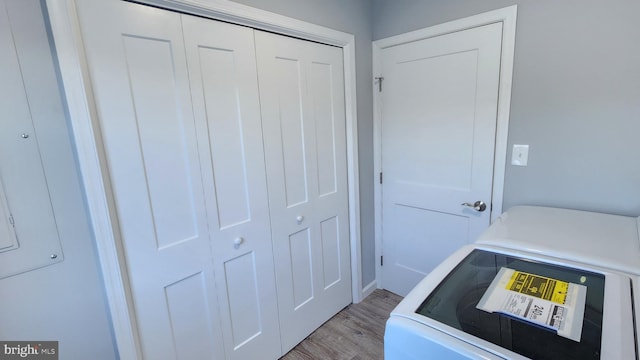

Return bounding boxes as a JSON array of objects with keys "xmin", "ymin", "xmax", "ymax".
[{"xmin": 280, "ymin": 289, "xmax": 403, "ymax": 360}]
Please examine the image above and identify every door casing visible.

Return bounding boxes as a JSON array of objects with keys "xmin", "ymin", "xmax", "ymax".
[
  {"xmin": 45, "ymin": 0, "xmax": 362, "ymax": 359},
  {"xmin": 373, "ymin": 5, "xmax": 517, "ymax": 290}
]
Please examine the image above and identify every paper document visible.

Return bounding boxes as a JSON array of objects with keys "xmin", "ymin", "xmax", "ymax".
[{"xmin": 476, "ymin": 267, "xmax": 587, "ymax": 342}]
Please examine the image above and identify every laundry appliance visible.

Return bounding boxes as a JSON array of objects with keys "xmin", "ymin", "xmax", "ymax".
[{"xmin": 385, "ymin": 206, "xmax": 640, "ymax": 359}]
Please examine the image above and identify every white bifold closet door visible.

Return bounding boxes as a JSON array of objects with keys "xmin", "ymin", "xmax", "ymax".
[
  {"xmin": 181, "ymin": 16, "xmax": 281, "ymax": 360},
  {"xmin": 255, "ymin": 31, "xmax": 351, "ymax": 352},
  {"xmin": 76, "ymin": 1, "xmax": 279, "ymax": 359}
]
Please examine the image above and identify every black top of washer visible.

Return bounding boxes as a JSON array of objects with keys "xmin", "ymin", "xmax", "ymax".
[{"xmin": 416, "ymin": 249, "xmax": 605, "ymax": 360}]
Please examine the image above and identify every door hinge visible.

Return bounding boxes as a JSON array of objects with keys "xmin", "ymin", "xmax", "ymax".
[
  {"xmin": 380, "ymin": 255, "xmax": 384, "ymax": 266},
  {"xmin": 379, "ymin": 172, "xmax": 383, "ymax": 184},
  {"xmin": 9, "ymin": 214, "xmax": 14, "ymax": 226},
  {"xmin": 375, "ymin": 76, "xmax": 384, "ymax": 92}
]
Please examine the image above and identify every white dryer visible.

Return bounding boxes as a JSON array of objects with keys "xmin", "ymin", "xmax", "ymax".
[{"xmin": 385, "ymin": 206, "xmax": 640, "ymax": 359}]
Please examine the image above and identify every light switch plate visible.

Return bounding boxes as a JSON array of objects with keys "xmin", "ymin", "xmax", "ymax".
[{"xmin": 511, "ymin": 144, "xmax": 529, "ymax": 166}]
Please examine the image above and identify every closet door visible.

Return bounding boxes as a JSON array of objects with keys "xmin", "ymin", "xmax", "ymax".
[
  {"xmin": 255, "ymin": 31, "xmax": 352, "ymax": 352},
  {"xmin": 182, "ymin": 15, "xmax": 281, "ymax": 360},
  {"xmin": 76, "ymin": 1, "xmax": 224, "ymax": 359}
]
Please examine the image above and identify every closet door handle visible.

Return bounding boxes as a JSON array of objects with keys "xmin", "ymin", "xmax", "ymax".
[
  {"xmin": 233, "ymin": 237, "xmax": 244, "ymax": 249},
  {"xmin": 296, "ymin": 215, "xmax": 304, "ymax": 224}
]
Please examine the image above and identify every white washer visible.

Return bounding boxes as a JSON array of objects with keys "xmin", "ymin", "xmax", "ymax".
[{"xmin": 385, "ymin": 206, "xmax": 640, "ymax": 360}]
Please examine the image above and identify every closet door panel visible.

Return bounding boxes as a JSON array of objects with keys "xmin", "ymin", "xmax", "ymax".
[
  {"xmin": 255, "ymin": 30, "xmax": 352, "ymax": 353},
  {"xmin": 196, "ymin": 46, "xmax": 250, "ymax": 227},
  {"xmin": 164, "ymin": 272, "xmax": 218, "ymax": 359},
  {"xmin": 289, "ymin": 228, "xmax": 314, "ymax": 307},
  {"xmin": 320, "ymin": 216, "xmax": 341, "ymax": 286},
  {"xmin": 76, "ymin": 1, "xmax": 223, "ymax": 359},
  {"xmin": 182, "ymin": 15, "xmax": 281, "ymax": 360},
  {"xmin": 120, "ymin": 36, "xmax": 198, "ymax": 249},
  {"xmin": 274, "ymin": 57, "xmax": 309, "ymax": 206},
  {"xmin": 309, "ymin": 62, "xmax": 339, "ymax": 197}
]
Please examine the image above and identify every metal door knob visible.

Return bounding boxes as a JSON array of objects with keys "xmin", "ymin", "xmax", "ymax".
[
  {"xmin": 296, "ymin": 215, "xmax": 304, "ymax": 224},
  {"xmin": 233, "ymin": 237, "xmax": 244, "ymax": 249},
  {"xmin": 461, "ymin": 201, "xmax": 487, "ymax": 212}
]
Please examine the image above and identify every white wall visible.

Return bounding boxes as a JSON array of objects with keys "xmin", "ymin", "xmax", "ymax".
[
  {"xmin": 373, "ymin": 0, "xmax": 640, "ymax": 216},
  {"xmin": 0, "ymin": 1, "xmax": 116, "ymax": 358}
]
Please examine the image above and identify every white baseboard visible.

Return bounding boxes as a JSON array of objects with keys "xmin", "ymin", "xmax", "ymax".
[{"xmin": 358, "ymin": 279, "xmax": 378, "ymax": 302}]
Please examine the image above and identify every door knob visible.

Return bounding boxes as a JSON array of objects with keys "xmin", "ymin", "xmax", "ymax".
[
  {"xmin": 461, "ymin": 201, "xmax": 487, "ymax": 212},
  {"xmin": 296, "ymin": 215, "xmax": 304, "ymax": 224},
  {"xmin": 233, "ymin": 237, "xmax": 244, "ymax": 249}
]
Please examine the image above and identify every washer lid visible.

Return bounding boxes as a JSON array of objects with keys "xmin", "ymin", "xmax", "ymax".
[
  {"xmin": 477, "ymin": 206, "xmax": 640, "ymax": 275},
  {"xmin": 417, "ymin": 249, "xmax": 604, "ymax": 359},
  {"xmin": 391, "ymin": 245, "xmax": 636, "ymax": 360}
]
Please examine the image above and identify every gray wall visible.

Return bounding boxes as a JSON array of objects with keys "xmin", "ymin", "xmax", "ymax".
[
  {"xmin": 0, "ymin": 1, "xmax": 116, "ymax": 358},
  {"xmin": 229, "ymin": 0, "xmax": 378, "ymax": 285},
  {"xmin": 373, "ymin": 0, "xmax": 640, "ymax": 217}
]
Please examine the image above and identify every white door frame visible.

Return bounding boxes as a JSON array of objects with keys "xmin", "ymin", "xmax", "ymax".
[
  {"xmin": 45, "ymin": 1, "xmax": 362, "ymax": 358},
  {"xmin": 373, "ymin": 6, "xmax": 517, "ymax": 290}
]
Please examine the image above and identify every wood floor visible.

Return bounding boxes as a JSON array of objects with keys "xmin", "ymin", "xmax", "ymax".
[{"xmin": 280, "ymin": 289, "xmax": 403, "ymax": 360}]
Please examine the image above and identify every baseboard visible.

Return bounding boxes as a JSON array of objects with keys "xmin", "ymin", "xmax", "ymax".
[{"xmin": 359, "ymin": 279, "xmax": 377, "ymax": 301}]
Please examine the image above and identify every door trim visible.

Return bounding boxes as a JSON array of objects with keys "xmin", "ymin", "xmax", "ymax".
[
  {"xmin": 45, "ymin": 1, "xmax": 362, "ymax": 358},
  {"xmin": 372, "ymin": 5, "xmax": 517, "ymax": 289}
]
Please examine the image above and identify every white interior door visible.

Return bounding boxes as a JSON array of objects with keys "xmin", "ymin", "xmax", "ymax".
[
  {"xmin": 381, "ymin": 23, "xmax": 503, "ymax": 296},
  {"xmin": 76, "ymin": 2, "xmax": 224, "ymax": 358},
  {"xmin": 255, "ymin": 31, "xmax": 352, "ymax": 352},
  {"xmin": 181, "ymin": 15, "xmax": 281, "ymax": 360}
]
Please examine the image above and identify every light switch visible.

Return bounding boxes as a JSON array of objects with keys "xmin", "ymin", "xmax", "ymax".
[{"xmin": 511, "ymin": 144, "xmax": 529, "ymax": 166}]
